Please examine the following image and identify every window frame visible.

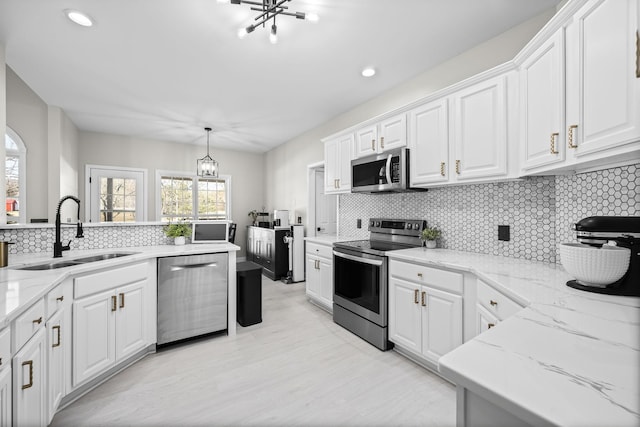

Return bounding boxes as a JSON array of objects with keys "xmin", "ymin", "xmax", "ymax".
[
  {"xmin": 85, "ymin": 164, "xmax": 148, "ymax": 223},
  {"xmin": 5, "ymin": 127, "xmax": 27, "ymax": 224},
  {"xmin": 155, "ymin": 170, "xmax": 232, "ymax": 222}
]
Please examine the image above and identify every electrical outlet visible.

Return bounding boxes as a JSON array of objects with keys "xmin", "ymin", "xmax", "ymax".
[
  {"xmin": 357, "ymin": 219, "xmax": 362, "ymax": 229},
  {"xmin": 498, "ymin": 225, "xmax": 510, "ymax": 241}
]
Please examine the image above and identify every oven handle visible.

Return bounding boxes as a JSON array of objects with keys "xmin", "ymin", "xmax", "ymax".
[{"xmin": 333, "ymin": 250, "xmax": 384, "ymax": 266}]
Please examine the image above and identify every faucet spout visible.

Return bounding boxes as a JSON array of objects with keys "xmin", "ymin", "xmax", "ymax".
[{"xmin": 54, "ymin": 195, "xmax": 83, "ymax": 258}]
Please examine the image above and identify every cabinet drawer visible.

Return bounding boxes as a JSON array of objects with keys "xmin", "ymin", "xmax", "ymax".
[
  {"xmin": 13, "ymin": 299, "xmax": 45, "ymax": 352},
  {"xmin": 306, "ymin": 242, "xmax": 333, "ymax": 260},
  {"xmin": 45, "ymin": 283, "xmax": 66, "ymax": 319},
  {"xmin": 476, "ymin": 279, "xmax": 523, "ymax": 321},
  {"xmin": 0, "ymin": 327, "xmax": 10, "ymax": 369},
  {"xmin": 75, "ymin": 262, "xmax": 147, "ymax": 299},
  {"xmin": 390, "ymin": 260, "xmax": 463, "ymax": 294}
]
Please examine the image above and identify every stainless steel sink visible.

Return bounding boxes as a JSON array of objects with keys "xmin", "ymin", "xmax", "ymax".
[
  {"xmin": 71, "ymin": 252, "xmax": 138, "ymax": 263},
  {"xmin": 14, "ymin": 252, "xmax": 138, "ymax": 270}
]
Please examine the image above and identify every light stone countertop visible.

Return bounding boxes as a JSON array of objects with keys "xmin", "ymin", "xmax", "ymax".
[
  {"xmin": 0, "ymin": 244, "xmax": 240, "ymax": 329},
  {"xmin": 386, "ymin": 248, "xmax": 640, "ymax": 427},
  {"xmin": 304, "ymin": 235, "xmax": 354, "ymax": 245}
]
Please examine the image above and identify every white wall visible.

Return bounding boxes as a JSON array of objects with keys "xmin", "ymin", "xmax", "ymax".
[
  {"xmin": 77, "ymin": 131, "xmax": 264, "ymax": 256},
  {"xmin": 263, "ymin": 8, "xmax": 557, "ymax": 225}
]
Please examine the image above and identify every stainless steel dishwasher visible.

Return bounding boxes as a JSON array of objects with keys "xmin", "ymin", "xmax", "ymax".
[{"xmin": 157, "ymin": 253, "xmax": 228, "ymax": 345}]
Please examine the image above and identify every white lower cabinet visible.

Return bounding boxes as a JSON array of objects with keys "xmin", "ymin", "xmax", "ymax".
[
  {"xmin": 13, "ymin": 327, "xmax": 46, "ymax": 427},
  {"xmin": 475, "ymin": 304, "xmax": 499, "ymax": 336},
  {"xmin": 389, "ymin": 260, "xmax": 463, "ymax": 366},
  {"xmin": 0, "ymin": 365, "xmax": 11, "ymax": 427},
  {"xmin": 72, "ymin": 261, "xmax": 152, "ymax": 388},
  {"xmin": 305, "ymin": 241, "xmax": 334, "ymax": 311},
  {"xmin": 474, "ymin": 279, "xmax": 524, "ymax": 338},
  {"xmin": 46, "ymin": 309, "xmax": 65, "ymax": 424}
]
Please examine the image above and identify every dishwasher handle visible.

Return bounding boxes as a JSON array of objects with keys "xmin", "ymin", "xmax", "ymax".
[{"xmin": 170, "ymin": 262, "xmax": 218, "ymax": 271}]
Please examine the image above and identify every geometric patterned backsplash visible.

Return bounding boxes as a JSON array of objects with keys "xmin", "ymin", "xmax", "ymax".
[
  {"xmin": 339, "ymin": 163, "xmax": 639, "ymax": 264},
  {"xmin": 0, "ymin": 224, "xmax": 173, "ymax": 256}
]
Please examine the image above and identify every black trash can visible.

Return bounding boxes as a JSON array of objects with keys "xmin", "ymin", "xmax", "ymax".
[{"xmin": 236, "ymin": 261, "xmax": 262, "ymax": 326}]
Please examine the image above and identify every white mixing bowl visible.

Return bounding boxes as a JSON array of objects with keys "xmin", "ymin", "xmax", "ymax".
[{"xmin": 559, "ymin": 243, "xmax": 631, "ymax": 287}]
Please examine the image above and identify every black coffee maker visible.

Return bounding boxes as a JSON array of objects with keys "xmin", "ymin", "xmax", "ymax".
[{"xmin": 567, "ymin": 216, "xmax": 640, "ymax": 296}]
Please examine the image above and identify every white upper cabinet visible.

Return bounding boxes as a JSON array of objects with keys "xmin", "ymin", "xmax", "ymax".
[
  {"xmin": 409, "ymin": 98, "xmax": 450, "ymax": 185},
  {"xmin": 520, "ymin": 29, "xmax": 566, "ymax": 171},
  {"xmin": 451, "ymin": 74, "xmax": 509, "ymax": 181},
  {"xmin": 354, "ymin": 113, "xmax": 407, "ymax": 158},
  {"xmin": 324, "ymin": 133, "xmax": 353, "ymax": 194},
  {"xmin": 519, "ymin": 0, "xmax": 640, "ymax": 175}
]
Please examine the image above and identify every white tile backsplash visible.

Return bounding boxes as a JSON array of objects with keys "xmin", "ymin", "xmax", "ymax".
[{"xmin": 339, "ymin": 164, "xmax": 639, "ymax": 264}]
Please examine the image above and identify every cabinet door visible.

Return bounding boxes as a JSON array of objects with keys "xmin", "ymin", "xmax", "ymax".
[
  {"xmin": 325, "ymin": 135, "xmax": 353, "ymax": 194},
  {"xmin": 115, "ymin": 281, "xmax": 147, "ymax": 362},
  {"xmin": 476, "ymin": 304, "xmax": 500, "ymax": 337},
  {"xmin": 73, "ymin": 290, "xmax": 116, "ymax": 387},
  {"xmin": 355, "ymin": 124, "xmax": 378, "ymax": 158},
  {"xmin": 0, "ymin": 367, "xmax": 10, "ymax": 427},
  {"xmin": 409, "ymin": 98, "xmax": 449, "ymax": 185},
  {"xmin": 13, "ymin": 327, "xmax": 46, "ymax": 427},
  {"xmin": 379, "ymin": 114, "xmax": 407, "ymax": 152},
  {"xmin": 520, "ymin": 29, "xmax": 566, "ymax": 171},
  {"xmin": 318, "ymin": 257, "xmax": 333, "ymax": 306},
  {"xmin": 388, "ymin": 278, "xmax": 422, "ymax": 354},
  {"xmin": 566, "ymin": 0, "xmax": 640, "ymax": 157},
  {"xmin": 47, "ymin": 309, "xmax": 64, "ymax": 424},
  {"xmin": 452, "ymin": 75, "xmax": 508, "ymax": 181},
  {"xmin": 337, "ymin": 134, "xmax": 353, "ymax": 191},
  {"xmin": 421, "ymin": 286, "xmax": 462, "ymax": 363},
  {"xmin": 305, "ymin": 255, "xmax": 321, "ymax": 299}
]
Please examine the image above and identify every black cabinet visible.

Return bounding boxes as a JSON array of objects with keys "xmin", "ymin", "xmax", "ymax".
[{"xmin": 246, "ymin": 226, "xmax": 288, "ymax": 280}]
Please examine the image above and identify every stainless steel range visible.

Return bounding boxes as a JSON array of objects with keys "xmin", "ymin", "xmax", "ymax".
[{"xmin": 333, "ymin": 218, "xmax": 426, "ymax": 350}]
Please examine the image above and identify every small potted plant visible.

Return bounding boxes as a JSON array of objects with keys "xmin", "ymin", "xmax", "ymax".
[
  {"xmin": 248, "ymin": 210, "xmax": 259, "ymax": 226},
  {"xmin": 163, "ymin": 222, "xmax": 191, "ymax": 245},
  {"xmin": 421, "ymin": 227, "xmax": 441, "ymax": 249}
]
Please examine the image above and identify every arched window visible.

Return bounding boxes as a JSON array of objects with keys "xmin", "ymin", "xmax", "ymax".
[{"xmin": 5, "ymin": 127, "xmax": 26, "ymax": 224}]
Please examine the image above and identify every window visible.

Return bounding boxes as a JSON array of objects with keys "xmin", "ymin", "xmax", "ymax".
[
  {"xmin": 86, "ymin": 165, "xmax": 147, "ymax": 223},
  {"xmin": 158, "ymin": 171, "xmax": 231, "ymax": 222},
  {"xmin": 5, "ymin": 128, "xmax": 26, "ymax": 224}
]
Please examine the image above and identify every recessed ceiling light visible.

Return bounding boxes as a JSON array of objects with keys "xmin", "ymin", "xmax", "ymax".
[
  {"xmin": 361, "ymin": 67, "xmax": 376, "ymax": 77},
  {"xmin": 65, "ymin": 9, "xmax": 94, "ymax": 27}
]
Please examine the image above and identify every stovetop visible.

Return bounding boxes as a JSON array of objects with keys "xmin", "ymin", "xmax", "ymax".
[{"xmin": 333, "ymin": 239, "xmax": 418, "ymax": 256}]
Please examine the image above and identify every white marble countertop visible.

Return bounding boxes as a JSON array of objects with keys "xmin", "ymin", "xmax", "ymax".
[
  {"xmin": 304, "ymin": 235, "xmax": 353, "ymax": 245},
  {"xmin": 386, "ymin": 248, "xmax": 640, "ymax": 427},
  {"xmin": 0, "ymin": 243, "xmax": 240, "ymax": 329}
]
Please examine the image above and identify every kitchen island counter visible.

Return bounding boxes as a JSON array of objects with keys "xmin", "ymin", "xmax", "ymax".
[
  {"xmin": 0, "ymin": 243, "xmax": 240, "ymax": 333},
  {"xmin": 387, "ymin": 248, "xmax": 639, "ymax": 427}
]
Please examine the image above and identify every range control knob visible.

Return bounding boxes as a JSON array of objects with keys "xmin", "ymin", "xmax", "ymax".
[
  {"xmin": 370, "ymin": 220, "xmax": 375, "ymax": 227},
  {"xmin": 405, "ymin": 223, "xmax": 412, "ymax": 229},
  {"xmin": 414, "ymin": 223, "xmax": 421, "ymax": 230},
  {"xmin": 375, "ymin": 221, "xmax": 381, "ymax": 227}
]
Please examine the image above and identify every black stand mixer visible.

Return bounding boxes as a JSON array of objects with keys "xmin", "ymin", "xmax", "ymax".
[{"xmin": 567, "ymin": 216, "xmax": 640, "ymax": 296}]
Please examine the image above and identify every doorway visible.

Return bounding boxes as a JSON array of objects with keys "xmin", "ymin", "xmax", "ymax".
[{"xmin": 307, "ymin": 162, "xmax": 337, "ymax": 237}]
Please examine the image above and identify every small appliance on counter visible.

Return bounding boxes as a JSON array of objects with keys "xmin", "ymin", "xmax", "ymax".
[
  {"xmin": 257, "ymin": 211, "xmax": 271, "ymax": 228},
  {"xmin": 561, "ymin": 216, "xmax": 640, "ymax": 296},
  {"xmin": 281, "ymin": 224, "xmax": 304, "ymax": 284},
  {"xmin": 273, "ymin": 210, "xmax": 290, "ymax": 229}
]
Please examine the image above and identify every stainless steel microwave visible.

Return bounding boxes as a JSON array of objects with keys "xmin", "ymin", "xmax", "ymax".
[{"xmin": 351, "ymin": 148, "xmax": 425, "ymax": 193}]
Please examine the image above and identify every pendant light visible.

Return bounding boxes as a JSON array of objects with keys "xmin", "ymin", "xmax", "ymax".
[{"xmin": 197, "ymin": 127, "xmax": 219, "ymax": 178}]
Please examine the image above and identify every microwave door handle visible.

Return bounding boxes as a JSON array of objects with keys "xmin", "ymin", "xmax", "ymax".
[
  {"xmin": 385, "ymin": 154, "xmax": 392, "ymax": 184},
  {"xmin": 333, "ymin": 250, "xmax": 384, "ymax": 266}
]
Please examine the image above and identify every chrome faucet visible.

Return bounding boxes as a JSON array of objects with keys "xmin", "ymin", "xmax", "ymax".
[{"xmin": 54, "ymin": 195, "xmax": 84, "ymax": 258}]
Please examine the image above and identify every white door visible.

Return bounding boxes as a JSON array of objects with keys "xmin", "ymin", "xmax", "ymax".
[
  {"xmin": 73, "ymin": 290, "xmax": 116, "ymax": 387},
  {"xmin": 452, "ymin": 75, "xmax": 508, "ymax": 181},
  {"xmin": 520, "ymin": 29, "xmax": 566, "ymax": 171},
  {"xmin": 0, "ymin": 367, "xmax": 10, "ymax": 427},
  {"xmin": 115, "ymin": 281, "xmax": 147, "ymax": 362},
  {"xmin": 388, "ymin": 278, "xmax": 422, "ymax": 354},
  {"xmin": 47, "ymin": 309, "xmax": 65, "ymax": 424},
  {"xmin": 87, "ymin": 166, "xmax": 147, "ymax": 222},
  {"xmin": 476, "ymin": 304, "xmax": 500, "ymax": 337},
  {"xmin": 13, "ymin": 328, "xmax": 46, "ymax": 427},
  {"xmin": 566, "ymin": 0, "xmax": 640, "ymax": 156},
  {"xmin": 379, "ymin": 114, "xmax": 407, "ymax": 152},
  {"xmin": 409, "ymin": 98, "xmax": 450, "ymax": 185},
  {"xmin": 305, "ymin": 255, "xmax": 321, "ymax": 299},
  {"xmin": 314, "ymin": 170, "xmax": 336, "ymax": 235},
  {"xmin": 355, "ymin": 124, "xmax": 378, "ymax": 158},
  {"xmin": 421, "ymin": 286, "xmax": 463, "ymax": 363}
]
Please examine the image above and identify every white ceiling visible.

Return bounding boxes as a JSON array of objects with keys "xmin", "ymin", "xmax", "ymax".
[{"xmin": 0, "ymin": 0, "xmax": 560, "ymax": 152}]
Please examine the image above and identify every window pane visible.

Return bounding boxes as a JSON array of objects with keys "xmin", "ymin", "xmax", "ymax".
[
  {"xmin": 160, "ymin": 176, "xmax": 194, "ymax": 220},
  {"xmin": 197, "ymin": 178, "xmax": 226, "ymax": 219},
  {"xmin": 99, "ymin": 176, "xmax": 137, "ymax": 223}
]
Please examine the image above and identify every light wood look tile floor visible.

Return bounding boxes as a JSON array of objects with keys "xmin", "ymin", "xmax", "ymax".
[{"xmin": 52, "ymin": 277, "xmax": 455, "ymax": 426}]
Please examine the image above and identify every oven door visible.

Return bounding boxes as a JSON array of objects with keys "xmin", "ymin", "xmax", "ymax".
[{"xmin": 333, "ymin": 249, "xmax": 387, "ymax": 326}]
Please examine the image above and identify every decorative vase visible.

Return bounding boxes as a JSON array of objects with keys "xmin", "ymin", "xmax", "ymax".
[
  {"xmin": 425, "ymin": 239, "xmax": 437, "ymax": 249},
  {"xmin": 174, "ymin": 236, "xmax": 186, "ymax": 246}
]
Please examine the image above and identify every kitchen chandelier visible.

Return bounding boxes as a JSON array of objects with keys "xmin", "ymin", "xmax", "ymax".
[
  {"xmin": 218, "ymin": 0, "xmax": 318, "ymax": 44},
  {"xmin": 197, "ymin": 127, "xmax": 219, "ymax": 178}
]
